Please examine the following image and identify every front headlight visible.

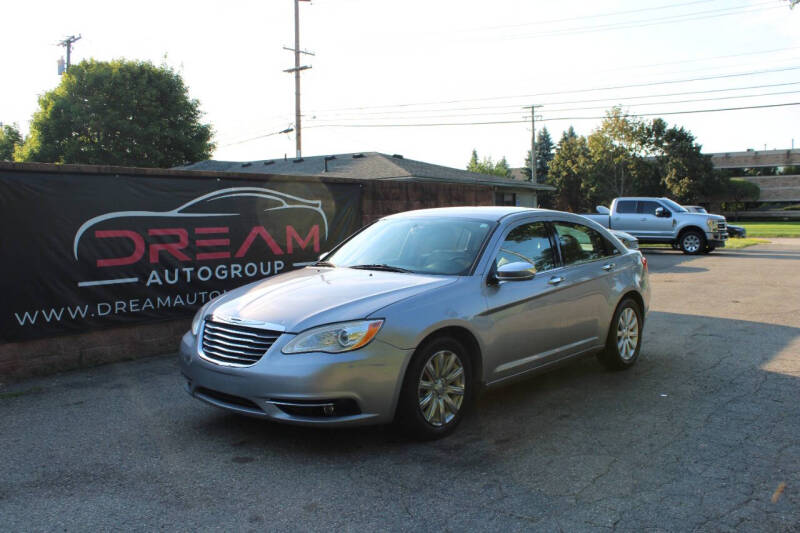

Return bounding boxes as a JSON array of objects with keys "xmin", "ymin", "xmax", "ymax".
[
  {"xmin": 282, "ymin": 320, "xmax": 384, "ymax": 354},
  {"xmin": 706, "ymin": 219, "xmax": 717, "ymax": 231},
  {"xmin": 191, "ymin": 302, "xmax": 212, "ymax": 335}
]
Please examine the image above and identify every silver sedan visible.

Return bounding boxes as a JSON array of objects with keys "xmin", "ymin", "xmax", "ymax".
[{"xmin": 179, "ymin": 207, "xmax": 650, "ymax": 439}]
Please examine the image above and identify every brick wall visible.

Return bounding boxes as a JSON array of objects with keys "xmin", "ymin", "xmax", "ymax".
[
  {"xmin": 361, "ymin": 181, "xmax": 494, "ymax": 225},
  {"xmin": 0, "ymin": 319, "xmax": 190, "ymax": 382},
  {"xmin": 739, "ymin": 175, "xmax": 800, "ymax": 202},
  {"xmin": 1, "ymin": 176, "xmax": 496, "ymax": 382}
]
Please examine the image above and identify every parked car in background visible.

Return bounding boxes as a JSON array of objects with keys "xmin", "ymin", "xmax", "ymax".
[
  {"xmin": 609, "ymin": 229, "xmax": 639, "ymax": 249},
  {"xmin": 684, "ymin": 205, "xmax": 746, "ymax": 238},
  {"xmin": 179, "ymin": 207, "xmax": 650, "ymax": 439},
  {"xmin": 582, "ymin": 197, "xmax": 728, "ymax": 254}
]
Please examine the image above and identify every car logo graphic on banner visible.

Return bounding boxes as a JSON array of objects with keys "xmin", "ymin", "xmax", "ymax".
[{"xmin": 72, "ymin": 187, "xmax": 330, "ymax": 289}]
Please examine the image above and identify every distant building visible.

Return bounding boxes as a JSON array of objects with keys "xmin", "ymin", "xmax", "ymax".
[{"xmin": 180, "ymin": 152, "xmax": 554, "ymax": 207}]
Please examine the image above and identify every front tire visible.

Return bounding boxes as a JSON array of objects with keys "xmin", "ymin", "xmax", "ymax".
[
  {"xmin": 396, "ymin": 336, "xmax": 473, "ymax": 440},
  {"xmin": 597, "ymin": 298, "xmax": 643, "ymax": 371},
  {"xmin": 679, "ymin": 230, "xmax": 705, "ymax": 255}
]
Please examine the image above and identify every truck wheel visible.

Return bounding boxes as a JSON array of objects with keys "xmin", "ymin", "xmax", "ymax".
[{"xmin": 679, "ymin": 230, "xmax": 705, "ymax": 255}]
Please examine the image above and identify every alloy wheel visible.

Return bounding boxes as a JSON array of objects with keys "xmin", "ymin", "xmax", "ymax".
[
  {"xmin": 617, "ymin": 307, "xmax": 639, "ymax": 361},
  {"xmin": 682, "ymin": 234, "xmax": 701, "ymax": 253},
  {"xmin": 417, "ymin": 350, "xmax": 465, "ymax": 427}
]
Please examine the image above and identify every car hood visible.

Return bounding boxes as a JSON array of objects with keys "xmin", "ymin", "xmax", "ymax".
[
  {"xmin": 683, "ymin": 212, "xmax": 726, "ymax": 222},
  {"xmin": 207, "ymin": 267, "xmax": 456, "ymax": 333}
]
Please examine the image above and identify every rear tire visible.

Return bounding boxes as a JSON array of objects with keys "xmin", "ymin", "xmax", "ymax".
[
  {"xmin": 597, "ymin": 298, "xmax": 643, "ymax": 371},
  {"xmin": 679, "ymin": 230, "xmax": 705, "ymax": 255},
  {"xmin": 396, "ymin": 336, "xmax": 473, "ymax": 440}
]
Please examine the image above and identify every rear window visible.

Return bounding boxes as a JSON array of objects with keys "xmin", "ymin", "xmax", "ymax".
[{"xmin": 616, "ymin": 200, "xmax": 636, "ymax": 214}]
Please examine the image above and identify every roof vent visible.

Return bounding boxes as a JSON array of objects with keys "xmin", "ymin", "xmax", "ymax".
[
  {"xmin": 352, "ymin": 153, "xmax": 365, "ymax": 159},
  {"xmin": 241, "ymin": 162, "xmax": 252, "ymax": 168},
  {"xmin": 293, "ymin": 158, "xmax": 304, "ymax": 163},
  {"xmin": 392, "ymin": 154, "xmax": 404, "ymax": 159},
  {"xmin": 263, "ymin": 160, "xmax": 274, "ymax": 166}
]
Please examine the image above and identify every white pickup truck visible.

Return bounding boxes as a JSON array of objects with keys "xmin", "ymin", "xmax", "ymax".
[{"xmin": 582, "ymin": 197, "xmax": 728, "ymax": 254}]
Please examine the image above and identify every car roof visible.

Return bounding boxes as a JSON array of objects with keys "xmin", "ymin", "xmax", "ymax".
[
  {"xmin": 381, "ymin": 206, "xmax": 556, "ymax": 222},
  {"xmin": 614, "ymin": 197, "xmax": 673, "ymax": 201}
]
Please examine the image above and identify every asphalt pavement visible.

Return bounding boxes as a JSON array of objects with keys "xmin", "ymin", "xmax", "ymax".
[{"xmin": 1, "ymin": 241, "xmax": 799, "ymax": 531}]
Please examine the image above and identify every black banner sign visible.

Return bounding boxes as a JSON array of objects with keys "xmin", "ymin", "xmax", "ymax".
[{"xmin": 0, "ymin": 170, "xmax": 362, "ymax": 342}]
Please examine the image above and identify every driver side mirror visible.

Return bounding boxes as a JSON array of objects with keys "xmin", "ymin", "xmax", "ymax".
[
  {"xmin": 655, "ymin": 207, "xmax": 670, "ymax": 218},
  {"xmin": 494, "ymin": 261, "xmax": 536, "ymax": 282}
]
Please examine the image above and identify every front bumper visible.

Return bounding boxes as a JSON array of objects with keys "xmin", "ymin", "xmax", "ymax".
[
  {"xmin": 706, "ymin": 229, "xmax": 728, "ymax": 248},
  {"xmin": 178, "ymin": 330, "xmax": 414, "ymax": 427}
]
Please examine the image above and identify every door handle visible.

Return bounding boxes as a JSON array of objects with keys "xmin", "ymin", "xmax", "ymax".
[
  {"xmin": 602, "ymin": 263, "xmax": 615, "ymax": 271},
  {"xmin": 548, "ymin": 276, "xmax": 565, "ymax": 285}
]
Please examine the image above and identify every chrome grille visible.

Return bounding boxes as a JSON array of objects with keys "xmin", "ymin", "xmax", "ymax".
[
  {"xmin": 718, "ymin": 221, "xmax": 727, "ymax": 230},
  {"xmin": 201, "ymin": 320, "xmax": 280, "ymax": 366}
]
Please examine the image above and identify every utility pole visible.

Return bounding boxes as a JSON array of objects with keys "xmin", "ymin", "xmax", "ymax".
[
  {"xmin": 58, "ymin": 34, "xmax": 81, "ymax": 73},
  {"xmin": 526, "ymin": 105, "xmax": 543, "ymax": 184},
  {"xmin": 525, "ymin": 105, "xmax": 543, "ymax": 208},
  {"xmin": 283, "ymin": 0, "xmax": 313, "ymax": 158}
]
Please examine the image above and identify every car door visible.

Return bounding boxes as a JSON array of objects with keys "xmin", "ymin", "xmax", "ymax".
[
  {"xmin": 610, "ymin": 200, "xmax": 640, "ymax": 234},
  {"xmin": 634, "ymin": 200, "xmax": 675, "ymax": 239},
  {"xmin": 550, "ymin": 220, "xmax": 619, "ymax": 352},
  {"xmin": 481, "ymin": 220, "xmax": 572, "ymax": 383}
]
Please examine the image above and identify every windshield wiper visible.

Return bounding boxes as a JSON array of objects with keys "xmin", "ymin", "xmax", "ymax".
[{"xmin": 349, "ymin": 264, "xmax": 413, "ymax": 273}]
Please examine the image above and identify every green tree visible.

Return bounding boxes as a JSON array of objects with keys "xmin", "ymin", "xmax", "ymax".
[
  {"xmin": 0, "ymin": 123, "xmax": 22, "ymax": 161},
  {"xmin": 16, "ymin": 59, "xmax": 214, "ymax": 167},
  {"xmin": 521, "ymin": 126, "xmax": 555, "ymax": 181},
  {"xmin": 466, "ymin": 149, "xmax": 512, "ymax": 177},
  {"xmin": 779, "ymin": 165, "xmax": 800, "ymax": 175},
  {"xmin": 548, "ymin": 131, "xmax": 593, "ymax": 212},
  {"xmin": 648, "ymin": 124, "xmax": 717, "ymax": 203}
]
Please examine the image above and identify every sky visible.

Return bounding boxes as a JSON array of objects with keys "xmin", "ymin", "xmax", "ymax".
[{"xmin": 2, "ymin": 0, "xmax": 799, "ymax": 170}]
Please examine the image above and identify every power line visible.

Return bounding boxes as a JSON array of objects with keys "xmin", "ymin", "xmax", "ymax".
[
  {"xmin": 460, "ymin": 0, "xmax": 722, "ymax": 32},
  {"xmin": 304, "ymin": 101, "xmax": 800, "ymax": 129},
  {"xmin": 488, "ymin": 1, "xmax": 779, "ymax": 41},
  {"xmin": 309, "ymin": 65, "xmax": 800, "ymax": 114},
  {"xmin": 218, "ymin": 126, "xmax": 295, "ymax": 148},
  {"xmin": 311, "ymin": 88, "xmax": 800, "ymax": 122},
  {"xmin": 311, "ymin": 80, "xmax": 800, "ymax": 119}
]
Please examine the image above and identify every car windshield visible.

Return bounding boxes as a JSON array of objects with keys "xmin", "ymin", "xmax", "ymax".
[
  {"xmin": 326, "ymin": 217, "xmax": 494, "ymax": 275},
  {"xmin": 660, "ymin": 198, "xmax": 687, "ymax": 213}
]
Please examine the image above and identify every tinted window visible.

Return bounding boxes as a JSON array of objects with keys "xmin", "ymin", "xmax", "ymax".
[
  {"xmin": 637, "ymin": 201, "xmax": 664, "ymax": 216},
  {"xmin": 554, "ymin": 222, "xmax": 614, "ymax": 265},
  {"xmin": 495, "ymin": 222, "xmax": 555, "ymax": 272},
  {"xmin": 616, "ymin": 200, "xmax": 636, "ymax": 214}
]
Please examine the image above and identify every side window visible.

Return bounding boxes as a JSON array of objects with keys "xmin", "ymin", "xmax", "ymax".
[
  {"xmin": 554, "ymin": 222, "xmax": 614, "ymax": 265},
  {"xmin": 637, "ymin": 201, "xmax": 664, "ymax": 216},
  {"xmin": 616, "ymin": 200, "xmax": 637, "ymax": 214},
  {"xmin": 495, "ymin": 222, "xmax": 555, "ymax": 273}
]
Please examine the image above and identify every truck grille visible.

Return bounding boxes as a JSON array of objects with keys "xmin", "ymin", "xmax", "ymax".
[
  {"xmin": 718, "ymin": 221, "xmax": 727, "ymax": 230},
  {"xmin": 200, "ymin": 320, "xmax": 281, "ymax": 366}
]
